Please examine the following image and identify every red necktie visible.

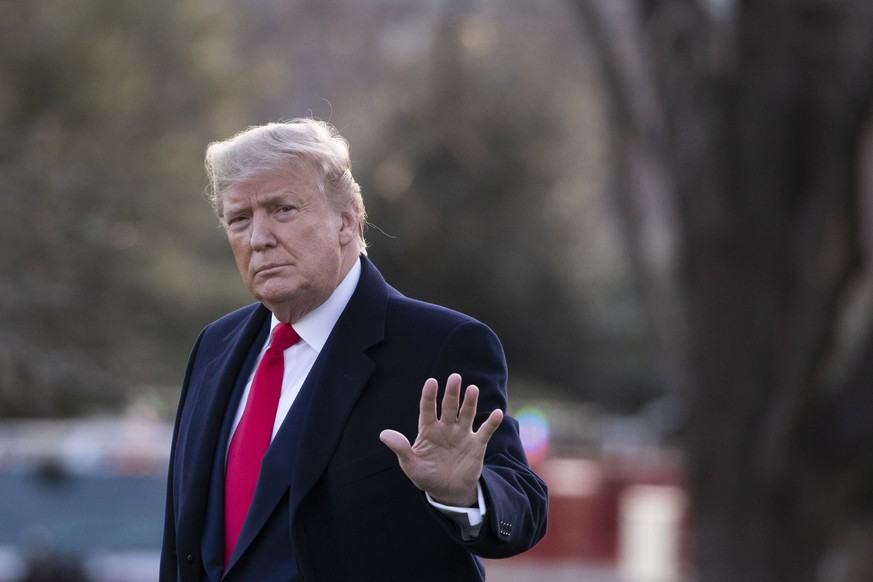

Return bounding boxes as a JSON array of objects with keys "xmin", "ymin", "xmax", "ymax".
[{"xmin": 224, "ymin": 322, "xmax": 300, "ymax": 568}]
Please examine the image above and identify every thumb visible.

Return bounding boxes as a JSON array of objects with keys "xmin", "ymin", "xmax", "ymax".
[{"xmin": 379, "ymin": 429, "xmax": 412, "ymax": 461}]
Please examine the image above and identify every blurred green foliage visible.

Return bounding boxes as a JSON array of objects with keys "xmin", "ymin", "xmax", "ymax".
[
  {"xmin": 0, "ymin": 0, "xmax": 256, "ymax": 415},
  {"xmin": 0, "ymin": 0, "xmax": 658, "ymax": 417}
]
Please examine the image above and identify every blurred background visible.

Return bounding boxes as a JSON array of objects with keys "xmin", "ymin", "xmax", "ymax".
[{"xmin": 2, "ymin": 0, "xmax": 873, "ymax": 581}]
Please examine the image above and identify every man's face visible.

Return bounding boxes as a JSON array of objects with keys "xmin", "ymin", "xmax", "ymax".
[{"xmin": 221, "ymin": 167, "xmax": 358, "ymax": 323}]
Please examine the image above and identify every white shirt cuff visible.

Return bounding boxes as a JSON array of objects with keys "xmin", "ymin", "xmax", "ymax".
[{"xmin": 425, "ymin": 483, "xmax": 486, "ymax": 539}]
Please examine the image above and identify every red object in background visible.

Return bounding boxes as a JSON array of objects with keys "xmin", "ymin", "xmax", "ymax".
[
  {"xmin": 525, "ymin": 458, "xmax": 617, "ymax": 562},
  {"xmin": 521, "ymin": 453, "xmax": 688, "ymax": 564}
]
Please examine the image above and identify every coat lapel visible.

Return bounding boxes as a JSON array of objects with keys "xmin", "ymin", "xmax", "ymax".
[
  {"xmin": 224, "ymin": 257, "xmax": 389, "ymax": 570},
  {"xmin": 175, "ymin": 305, "xmax": 269, "ymax": 565}
]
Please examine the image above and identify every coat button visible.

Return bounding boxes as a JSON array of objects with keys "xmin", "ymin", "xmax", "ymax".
[{"xmin": 186, "ymin": 553, "xmax": 195, "ymax": 563}]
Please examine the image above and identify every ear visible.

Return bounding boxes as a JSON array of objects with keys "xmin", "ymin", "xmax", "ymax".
[{"xmin": 337, "ymin": 204, "xmax": 358, "ymax": 247}]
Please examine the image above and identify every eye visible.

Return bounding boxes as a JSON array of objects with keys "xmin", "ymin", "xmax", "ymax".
[
  {"xmin": 225, "ymin": 215, "xmax": 250, "ymax": 230},
  {"xmin": 275, "ymin": 205, "xmax": 299, "ymax": 218}
]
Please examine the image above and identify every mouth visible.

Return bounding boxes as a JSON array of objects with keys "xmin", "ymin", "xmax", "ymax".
[{"xmin": 254, "ymin": 264, "xmax": 288, "ymax": 277}]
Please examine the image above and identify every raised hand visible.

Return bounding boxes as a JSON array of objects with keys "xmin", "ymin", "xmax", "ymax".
[{"xmin": 379, "ymin": 373, "xmax": 504, "ymax": 507}]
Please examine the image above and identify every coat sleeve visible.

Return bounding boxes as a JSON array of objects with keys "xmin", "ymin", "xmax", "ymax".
[{"xmin": 427, "ymin": 320, "xmax": 549, "ymax": 558}]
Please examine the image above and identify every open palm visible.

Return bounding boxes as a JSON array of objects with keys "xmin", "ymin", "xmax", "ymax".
[{"xmin": 380, "ymin": 373, "xmax": 504, "ymax": 507}]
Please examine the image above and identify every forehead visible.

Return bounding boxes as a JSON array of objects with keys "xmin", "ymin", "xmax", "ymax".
[{"xmin": 221, "ymin": 168, "xmax": 321, "ymax": 208}]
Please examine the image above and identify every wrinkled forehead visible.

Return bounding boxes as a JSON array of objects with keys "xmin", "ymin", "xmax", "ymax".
[{"xmin": 234, "ymin": 156, "xmax": 323, "ymax": 191}]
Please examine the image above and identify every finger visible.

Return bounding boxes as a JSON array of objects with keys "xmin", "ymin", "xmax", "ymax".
[
  {"xmin": 440, "ymin": 373, "xmax": 462, "ymax": 421},
  {"xmin": 457, "ymin": 385, "xmax": 480, "ymax": 428},
  {"xmin": 379, "ymin": 429, "xmax": 412, "ymax": 462},
  {"xmin": 474, "ymin": 409, "xmax": 504, "ymax": 443},
  {"xmin": 419, "ymin": 378, "xmax": 439, "ymax": 427}
]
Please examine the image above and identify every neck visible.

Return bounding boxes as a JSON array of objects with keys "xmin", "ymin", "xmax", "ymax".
[{"xmin": 270, "ymin": 250, "xmax": 360, "ymax": 324}]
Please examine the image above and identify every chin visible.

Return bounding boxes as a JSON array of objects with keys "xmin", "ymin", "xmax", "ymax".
[{"xmin": 265, "ymin": 282, "xmax": 311, "ymax": 304}]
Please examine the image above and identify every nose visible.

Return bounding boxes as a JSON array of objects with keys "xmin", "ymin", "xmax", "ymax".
[{"xmin": 249, "ymin": 212, "xmax": 276, "ymax": 250}]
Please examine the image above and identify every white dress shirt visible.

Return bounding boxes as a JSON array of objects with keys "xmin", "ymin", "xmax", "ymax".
[{"xmin": 228, "ymin": 257, "xmax": 485, "ymax": 534}]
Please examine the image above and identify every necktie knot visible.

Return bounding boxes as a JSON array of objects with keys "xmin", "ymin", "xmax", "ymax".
[{"xmin": 270, "ymin": 323, "xmax": 300, "ymax": 353}]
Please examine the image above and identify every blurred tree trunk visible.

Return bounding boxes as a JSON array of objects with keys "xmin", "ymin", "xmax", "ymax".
[{"xmin": 573, "ymin": 1, "xmax": 873, "ymax": 580}]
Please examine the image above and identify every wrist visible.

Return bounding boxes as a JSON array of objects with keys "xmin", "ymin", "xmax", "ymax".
[{"xmin": 427, "ymin": 488, "xmax": 478, "ymax": 508}]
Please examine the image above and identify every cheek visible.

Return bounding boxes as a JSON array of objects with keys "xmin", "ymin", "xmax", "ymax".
[{"xmin": 228, "ymin": 240, "xmax": 252, "ymax": 269}]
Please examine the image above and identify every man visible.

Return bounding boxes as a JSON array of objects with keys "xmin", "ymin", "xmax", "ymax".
[{"xmin": 160, "ymin": 119, "xmax": 548, "ymax": 581}]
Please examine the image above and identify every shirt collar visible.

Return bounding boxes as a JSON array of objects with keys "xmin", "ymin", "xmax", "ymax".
[{"xmin": 269, "ymin": 257, "xmax": 361, "ymax": 354}]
